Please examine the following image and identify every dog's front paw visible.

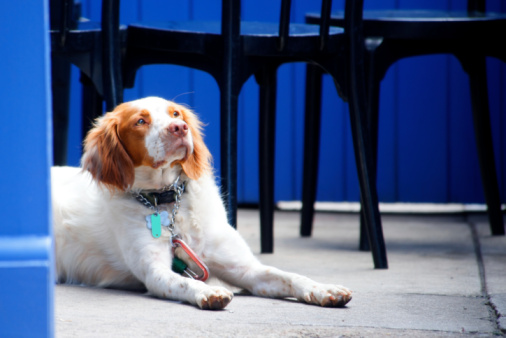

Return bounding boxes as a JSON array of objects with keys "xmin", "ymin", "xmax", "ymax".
[
  {"xmin": 301, "ymin": 284, "xmax": 352, "ymax": 307},
  {"xmin": 196, "ymin": 286, "xmax": 234, "ymax": 310}
]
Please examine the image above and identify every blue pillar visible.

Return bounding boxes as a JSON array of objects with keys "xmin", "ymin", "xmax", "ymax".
[{"xmin": 0, "ymin": 1, "xmax": 54, "ymax": 337}]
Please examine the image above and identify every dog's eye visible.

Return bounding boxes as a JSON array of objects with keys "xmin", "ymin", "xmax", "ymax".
[
  {"xmin": 173, "ymin": 111, "xmax": 180, "ymax": 118},
  {"xmin": 136, "ymin": 119, "xmax": 146, "ymax": 126}
]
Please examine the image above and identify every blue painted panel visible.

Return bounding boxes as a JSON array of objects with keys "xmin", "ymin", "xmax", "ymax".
[
  {"xmin": 0, "ymin": 238, "xmax": 53, "ymax": 337},
  {"xmin": 376, "ymin": 64, "xmax": 399, "ymax": 202},
  {"xmin": 0, "ymin": 0, "xmax": 53, "ymax": 336},
  {"xmin": 238, "ymin": 77, "xmax": 259, "ymax": 203},
  {"xmin": 0, "ymin": 266, "xmax": 52, "ymax": 338},
  {"xmin": 0, "ymin": 5, "xmax": 52, "ymax": 229},
  {"xmin": 318, "ymin": 76, "xmax": 347, "ymax": 201},
  {"xmin": 487, "ymin": 57, "xmax": 506, "ymax": 201},
  {"xmin": 400, "ymin": 0, "xmax": 447, "ymax": 10},
  {"xmin": 191, "ymin": 71, "xmax": 221, "ymax": 177},
  {"xmin": 67, "ymin": 67, "xmax": 84, "ymax": 167},
  {"xmin": 397, "ymin": 55, "xmax": 449, "ymax": 202},
  {"xmin": 500, "ymin": 60, "xmax": 506, "ymax": 199},
  {"xmin": 0, "ymin": 4, "xmax": 53, "ymax": 235},
  {"xmin": 275, "ymin": 64, "xmax": 303, "ymax": 201},
  {"xmin": 448, "ymin": 56, "xmax": 483, "ymax": 203}
]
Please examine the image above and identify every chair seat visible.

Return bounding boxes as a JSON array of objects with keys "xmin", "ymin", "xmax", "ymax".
[
  {"xmin": 128, "ymin": 21, "xmax": 344, "ymax": 56},
  {"xmin": 306, "ymin": 10, "xmax": 506, "ymax": 39},
  {"xmin": 51, "ymin": 20, "xmax": 101, "ymax": 52}
]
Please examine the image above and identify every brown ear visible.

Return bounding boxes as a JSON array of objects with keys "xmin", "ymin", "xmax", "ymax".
[
  {"xmin": 81, "ymin": 113, "xmax": 135, "ymax": 191},
  {"xmin": 176, "ymin": 108, "xmax": 212, "ymax": 180}
]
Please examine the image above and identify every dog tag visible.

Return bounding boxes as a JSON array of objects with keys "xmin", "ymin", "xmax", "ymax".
[
  {"xmin": 146, "ymin": 211, "xmax": 170, "ymax": 231},
  {"xmin": 150, "ymin": 213, "xmax": 162, "ymax": 238}
]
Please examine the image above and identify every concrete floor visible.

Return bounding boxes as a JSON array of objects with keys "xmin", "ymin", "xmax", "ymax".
[{"xmin": 55, "ymin": 209, "xmax": 506, "ymax": 337}]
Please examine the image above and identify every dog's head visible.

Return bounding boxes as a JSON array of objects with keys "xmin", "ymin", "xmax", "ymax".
[{"xmin": 82, "ymin": 97, "xmax": 211, "ymax": 191}]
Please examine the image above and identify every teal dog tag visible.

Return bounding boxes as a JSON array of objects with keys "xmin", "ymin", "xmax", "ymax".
[{"xmin": 151, "ymin": 213, "xmax": 162, "ymax": 238}]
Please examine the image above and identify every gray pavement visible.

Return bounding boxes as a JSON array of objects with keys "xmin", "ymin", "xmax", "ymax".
[{"xmin": 55, "ymin": 209, "xmax": 506, "ymax": 337}]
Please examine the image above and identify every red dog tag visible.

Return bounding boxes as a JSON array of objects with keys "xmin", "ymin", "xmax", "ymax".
[{"xmin": 172, "ymin": 238, "xmax": 209, "ymax": 282}]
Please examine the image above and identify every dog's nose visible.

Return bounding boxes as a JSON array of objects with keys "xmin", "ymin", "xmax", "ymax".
[{"xmin": 168, "ymin": 120, "xmax": 188, "ymax": 137}]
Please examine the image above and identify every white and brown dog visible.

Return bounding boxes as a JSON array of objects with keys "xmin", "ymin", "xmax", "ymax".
[{"xmin": 51, "ymin": 96, "xmax": 352, "ymax": 310}]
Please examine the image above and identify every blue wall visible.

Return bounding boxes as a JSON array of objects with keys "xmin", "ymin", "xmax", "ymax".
[
  {"xmin": 0, "ymin": 0, "xmax": 54, "ymax": 337},
  {"xmin": 66, "ymin": 0, "xmax": 506, "ymax": 206}
]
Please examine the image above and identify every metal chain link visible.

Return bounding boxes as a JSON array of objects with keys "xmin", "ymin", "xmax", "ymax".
[
  {"xmin": 133, "ymin": 193, "xmax": 157, "ymax": 211},
  {"xmin": 132, "ymin": 175, "xmax": 187, "ymax": 237},
  {"xmin": 166, "ymin": 176, "xmax": 186, "ymax": 234}
]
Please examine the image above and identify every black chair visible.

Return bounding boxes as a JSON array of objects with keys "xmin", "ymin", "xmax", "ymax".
[
  {"xmin": 50, "ymin": 0, "xmax": 123, "ymax": 165},
  {"xmin": 302, "ymin": 0, "xmax": 506, "ymax": 245},
  {"xmin": 123, "ymin": 0, "xmax": 388, "ymax": 268}
]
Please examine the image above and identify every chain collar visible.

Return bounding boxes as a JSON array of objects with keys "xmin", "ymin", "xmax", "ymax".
[
  {"xmin": 131, "ymin": 175, "xmax": 187, "ymax": 234},
  {"xmin": 132, "ymin": 175, "xmax": 208, "ymax": 281}
]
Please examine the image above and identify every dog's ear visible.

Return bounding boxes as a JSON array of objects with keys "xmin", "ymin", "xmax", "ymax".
[
  {"xmin": 175, "ymin": 108, "xmax": 212, "ymax": 180},
  {"xmin": 81, "ymin": 107, "xmax": 135, "ymax": 191}
]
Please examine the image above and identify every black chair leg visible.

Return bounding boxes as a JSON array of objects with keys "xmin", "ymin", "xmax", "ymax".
[
  {"xmin": 359, "ymin": 211, "xmax": 370, "ymax": 251},
  {"xmin": 301, "ymin": 64, "xmax": 323, "ymax": 237},
  {"xmin": 219, "ymin": 1, "xmax": 241, "ymax": 229},
  {"xmin": 51, "ymin": 55, "xmax": 71, "ymax": 166},
  {"xmin": 101, "ymin": 0, "xmax": 123, "ymax": 112},
  {"xmin": 347, "ymin": 96, "xmax": 388, "ymax": 268},
  {"xmin": 339, "ymin": 3, "xmax": 388, "ymax": 266},
  {"xmin": 219, "ymin": 0, "xmax": 240, "ymax": 229},
  {"xmin": 80, "ymin": 72, "xmax": 103, "ymax": 142},
  {"xmin": 359, "ymin": 49, "xmax": 381, "ymax": 251},
  {"xmin": 465, "ymin": 56, "xmax": 505, "ymax": 235},
  {"xmin": 256, "ymin": 65, "xmax": 278, "ymax": 253},
  {"xmin": 219, "ymin": 80, "xmax": 239, "ymax": 229}
]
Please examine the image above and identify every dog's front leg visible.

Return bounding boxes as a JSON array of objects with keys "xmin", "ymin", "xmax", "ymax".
[
  {"xmin": 143, "ymin": 264, "xmax": 233, "ymax": 310},
  {"xmin": 124, "ymin": 241, "xmax": 233, "ymax": 310}
]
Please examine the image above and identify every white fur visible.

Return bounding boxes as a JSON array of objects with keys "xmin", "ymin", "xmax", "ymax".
[
  {"xmin": 129, "ymin": 97, "xmax": 194, "ymax": 165},
  {"xmin": 52, "ymin": 96, "xmax": 352, "ymax": 310}
]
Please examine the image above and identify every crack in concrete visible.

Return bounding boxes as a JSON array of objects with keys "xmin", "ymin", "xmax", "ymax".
[{"xmin": 469, "ymin": 220, "xmax": 505, "ymax": 335}]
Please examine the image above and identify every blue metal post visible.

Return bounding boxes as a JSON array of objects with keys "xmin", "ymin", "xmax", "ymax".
[{"xmin": 0, "ymin": 0, "xmax": 54, "ymax": 337}]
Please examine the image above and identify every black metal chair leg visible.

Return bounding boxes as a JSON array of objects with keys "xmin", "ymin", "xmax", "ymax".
[
  {"xmin": 359, "ymin": 210, "xmax": 370, "ymax": 251},
  {"xmin": 101, "ymin": 0, "xmax": 123, "ymax": 111},
  {"xmin": 344, "ymin": 0, "xmax": 387, "ymax": 268},
  {"xmin": 257, "ymin": 65, "xmax": 278, "ymax": 253},
  {"xmin": 51, "ymin": 55, "xmax": 71, "ymax": 166},
  {"xmin": 331, "ymin": 55, "xmax": 387, "ymax": 268},
  {"xmin": 359, "ymin": 46, "xmax": 381, "ymax": 251},
  {"xmin": 219, "ymin": 0, "xmax": 240, "ymax": 229},
  {"xmin": 465, "ymin": 56, "xmax": 505, "ymax": 235},
  {"xmin": 80, "ymin": 72, "xmax": 104, "ymax": 142},
  {"xmin": 347, "ymin": 96, "xmax": 388, "ymax": 268},
  {"xmin": 219, "ymin": 84, "xmax": 238, "ymax": 229},
  {"xmin": 301, "ymin": 64, "xmax": 324, "ymax": 237}
]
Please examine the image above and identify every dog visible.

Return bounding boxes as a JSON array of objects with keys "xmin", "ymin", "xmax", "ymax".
[{"xmin": 52, "ymin": 96, "xmax": 352, "ymax": 310}]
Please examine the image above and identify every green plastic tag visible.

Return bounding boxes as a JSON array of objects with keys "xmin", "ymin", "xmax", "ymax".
[
  {"xmin": 172, "ymin": 257, "xmax": 188, "ymax": 274},
  {"xmin": 151, "ymin": 213, "xmax": 162, "ymax": 238}
]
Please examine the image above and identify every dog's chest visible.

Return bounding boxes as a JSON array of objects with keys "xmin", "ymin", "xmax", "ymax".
[
  {"xmin": 142, "ymin": 201, "xmax": 203, "ymax": 254},
  {"xmin": 173, "ymin": 209, "xmax": 204, "ymax": 251}
]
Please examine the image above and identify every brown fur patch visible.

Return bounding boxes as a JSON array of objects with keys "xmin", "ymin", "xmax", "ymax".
[
  {"xmin": 170, "ymin": 104, "xmax": 212, "ymax": 180},
  {"xmin": 82, "ymin": 105, "xmax": 135, "ymax": 191}
]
